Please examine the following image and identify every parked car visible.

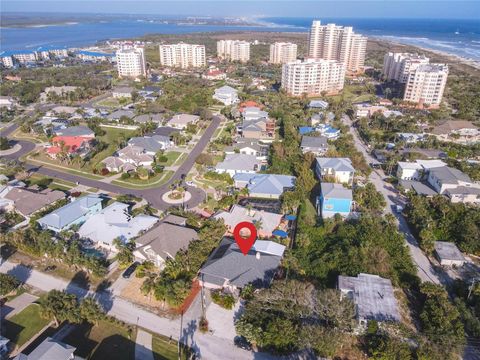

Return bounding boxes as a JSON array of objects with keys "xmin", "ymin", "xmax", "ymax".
[
  {"xmin": 186, "ymin": 181, "xmax": 197, "ymax": 187},
  {"xmin": 122, "ymin": 262, "xmax": 140, "ymax": 279}
]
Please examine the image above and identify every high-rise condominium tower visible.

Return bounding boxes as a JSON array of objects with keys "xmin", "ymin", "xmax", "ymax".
[
  {"xmin": 403, "ymin": 63, "xmax": 448, "ymax": 108},
  {"xmin": 159, "ymin": 43, "xmax": 206, "ymax": 68},
  {"xmin": 308, "ymin": 21, "xmax": 367, "ymax": 73},
  {"xmin": 217, "ymin": 40, "xmax": 250, "ymax": 62},
  {"xmin": 281, "ymin": 59, "xmax": 346, "ymax": 97},
  {"xmin": 383, "ymin": 52, "xmax": 430, "ymax": 83},
  {"xmin": 269, "ymin": 42, "xmax": 298, "ymax": 64},
  {"xmin": 116, "ymin": 47, "xmax": 146, "ymax": 78}
]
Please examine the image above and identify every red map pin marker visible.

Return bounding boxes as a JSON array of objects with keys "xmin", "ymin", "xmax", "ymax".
[{"xmin": 233, "ymin": 221, "xmax": 257, "ymax": 256}]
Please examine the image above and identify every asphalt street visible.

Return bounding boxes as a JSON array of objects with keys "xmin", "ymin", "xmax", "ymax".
[{"xmin": 342, "ymin": 115, "xmax": 441, "ymax": 284}]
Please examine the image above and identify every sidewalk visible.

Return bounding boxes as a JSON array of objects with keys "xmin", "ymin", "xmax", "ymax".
[
  {"xmin": 1, "ymin": 293, "xmax": 38, "ymax": 320},
  {"xmin": 135, "ymin": 329, "xmax": 154, "ymax": 360}
]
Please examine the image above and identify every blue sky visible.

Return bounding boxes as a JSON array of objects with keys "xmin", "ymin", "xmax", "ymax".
[{"xmin": 2, "ymin": 1, "xmax": 479, "ymax": 19}]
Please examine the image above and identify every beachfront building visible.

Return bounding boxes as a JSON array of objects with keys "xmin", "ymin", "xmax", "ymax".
[
  {"xmin": 403, "ymin": 64, "xmax": 449, "ymax": 108},
  {"xmin": 269, "ymin": 42, "xmax": 298, "ymax": 64},
  {"xmin": 159, "ymin": 43, "xmax": 206, "ymax": 68},
  {"xmin": 35, "ymin": 46, "xmax": 69, "ymax": 59},
  {"xmin": 217, "ymin": 40, "xmax": 250, "ymax": 62},
  {"xmin": 76, "ymin": 50, "xmax": 115, "ymax": 62},
  {"xmin": 383, "ymin": 52, "xmax": 430, "ymax": 83},
  {"xmin": 281, "ymin": 59, "xmax": 346, "ymax": 97},
  {"xmin": 307, "ymin": 20, "xmax": 367, "ymax": 73},
  {"xmin": 116, "ymin": 47, "xmax": 146, "ymax": 78},
  {"xmin": 0, "ymin": 53, "xmax": 14, "ymax": 68}
]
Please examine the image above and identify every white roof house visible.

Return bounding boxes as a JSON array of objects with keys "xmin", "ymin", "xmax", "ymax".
[
  {"xmin": 78, "ymin": 202, "xmax": 158, "ymax": 251},
  {"xmin": 315, "ymin": 157, "xmax": 355, "ymax": 185},
  {"xmin": 397, "ymin": 159, "xmax": 447, "ymax": 181},
  {"xmin": 213, "ymin": 85, "xmax": 239, "ymax": 106},
  {"xmin": 215, "ymin": 153, "xmax": 261, "ymax": 177},
  {"xmin": 214, "ymin": 204, "xmax": 283, "ymax": 238},
  {"xmin": 167, "ymin": 114, "xmax": 200, "ymax": 129}
]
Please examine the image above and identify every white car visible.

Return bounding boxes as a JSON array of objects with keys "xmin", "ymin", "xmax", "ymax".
[{"xmin": 186, "ymin": 181, "xmax": 197, "ymax": 188}]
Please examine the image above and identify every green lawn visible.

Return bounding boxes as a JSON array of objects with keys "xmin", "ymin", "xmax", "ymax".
[
  {"xmin": 63, "ymin": 320, "xmax": 135, "ymax": 360},
  {"xmin": 152, "ymin": 334, "xmax": 180, "ymax": 360},
  {"xmin": 158, "ymin": 151, "xmax": 183, "ymax": 166},
  {"xmin": 96, "ymin": 97, "xmax": 122, "ymax": 108},
  {"xmin": 112, "ymin": 170, "xmax": 174, "ymax": 188},
  {"xmin": 2, "ymin": 304, "xmax": 50, "ymax": 347}
]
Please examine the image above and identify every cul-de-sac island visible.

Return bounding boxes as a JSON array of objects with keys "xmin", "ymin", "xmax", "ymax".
[{"xmin": 0, "ymin": 10, "xmax": 479, "ymax": 360}]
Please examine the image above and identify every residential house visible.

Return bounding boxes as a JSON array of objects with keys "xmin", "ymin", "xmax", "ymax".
[
  {"xmin": 40, "ymin": 86, "xmax": 78, "ymax": 103},
  {"xmin": 112, "ymin": 86, "xmax": 134, "ymax": 99},
  {"xmin": 213, "ymin": 85, "xmax": 239, "ymax": 106},
  {"xmin": 128, "ymin": 135, "xmax": 173, "ymax": 155},
  {"xmin": 50, "ymin": 106, "xmax": 79, "ymax": 116},
  {"xmin": 0, "ymin": 186, "xmax": 65, "ymax": 217},
  {"xmin": 428, "ymin": 120, "xmax": 480, "ymax": 144},
  {"xmin": 309, "ymin": 100, "xmax": 329, "ymax": 109},
  {"xmin": 399, "ymin": 180, "xmax": 437, "ymax": 197},
  {"xmin": 317, "ymin": 182, "xmax": 353, "ymax": 219},
  {"xmin": 167, "ymin": 114, "xmax": 200, "ymax": 129},
  {"xmin": 215, "ymin": 154, "xmax": 261, "ymax": 177},
  {"xmin": 315, "ymin": 157, "xmax": 355, "ymax": 185},
  {"xmin": 78, "ymin": 202, "xmax": 158, "ymax": 251},
  {"xmin": 103, "ymin": 145, "xmax": 154, "ymax": 172},
  {"xmin": 224, "ymin": 140, "xmax": 269, "ymax": 160},
  {"xmin": 13, "ymin": 337, "xmax": 78, "ymax": 360},
  {"xmin": 37, "ymin": 195, "xmax": 103, "ymax": 233},
  {"xmin": 133, "ymin": 114, "xmax": 163, "ymax": 124},
  {"xmin": 397, "ymin": 133, "xmax": 426, "ymax": 144},
  {"xmin": 198, "ymin": 237, "xmax": 286, "ymax": 291},
  {"xmin": 46, "ymin": 135, "xmax": 94, "ymax": 158},
  {"xmin": 134, "ymin": 215, "xmax": 199, "ymax": 269},
  {"xmin": 338, "ymin": 273, "xmax": 401, "ymax": 326},
  {"xmin": 203, "ymin": 68, "xmax": 227, "ymax": 80},
  {"xmin": 138, "ymin": 86, "xmax": 162, "ymax": 101},
  {"xmin": 444, "ymin": 186, "xmax": 480, "ymax": 204},
  {"xmin": 299, "ymin": 126, "xmax": 315, "ymax": 136},
  {"xmin": 301, "ymin": 136, "xmax": 328, "ymax": 156},
  {"xmin": 106, "ymin": 109, "xmax": 135, "ymax": 122},
  {"xmin": 54, "ymin": 126, "xmax": 94, "ymax": 138},
  {"xmin": 151, "ymin": 126, "xmax": 180, "ymax": 137},
  {"xmin": 434, "ymin": 241, "xmax": 466, "ymax": 267},
  {"xmin": 214, "ymin": 204, "xmax": 283, "ymax": 238},
  {"xmin": 427, "ymin": 166, "xmax": 479, "ymax": 194},
  {"xmin": 396, "ymin": 160, "xmax": 446, "ymax": 180},
  {"xmin": 239, "ymin": 101, "xmax": 264, "ymax": 112},
  {"xmin": 316, "ymin": 123, "xmax": 340, "ymax": 139},
  {"xmin": 242, "ymin": 106, "xmax": 269, "ymax": 121},
  {"xmin": 242, "ymin": 118, "xmax": 276, "ymax": 140},
  {"xmin": 233, "ymin": 174, "xmax": 296, "ymax": 199},
  {"xmin": 0, "ymin": 96, "xmax": 16, "ymax": 109}
]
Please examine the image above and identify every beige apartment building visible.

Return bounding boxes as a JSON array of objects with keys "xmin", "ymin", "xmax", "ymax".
[
  {"xmin": 159, "ymin": 43, "xmax": 206, "ymax": 68},
  {"xmin": 116, "ymin": 47, "xmax": 146, "ymax": 78},
  {"xmin": 308, "ymin": 20, "xmax": 367, "ymax": 73},
  {"xmin": 383, "ymin": 52, "xmax": 430, "ymax": 83},
  {"xmin": 217, "ymin": 40, "xmax": 250, "ymax": 62},
  {"xmin": 281, "ymin": 59, "xmax": 346, "ymax": 97},
  {"xmin": 403, "ymin": 63, "xmax": 448, "ymax": 108},
  {"xmin": 269, "ymin": 42, "xmax": 298, "ymax": 64}
]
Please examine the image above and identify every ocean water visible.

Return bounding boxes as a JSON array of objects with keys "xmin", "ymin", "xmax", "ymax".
[
  {"xmin": 0, "ymin": 19, "xmax": 296, "ymax": 51},
  {"xmin": 262, "ymin": 17, "xmax": 480, "ymax": 61},
  {"xmin": 1, "ymin": 17, "xmax": 479, "ymax": 61}
]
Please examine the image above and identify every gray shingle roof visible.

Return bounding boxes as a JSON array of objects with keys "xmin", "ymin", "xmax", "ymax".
[
  {"xmin": 107, "ymin": 109, "xmax": 135, "ymax": 120},
  {"xmin": 128, "ymin": 136, "xmax": 170, "ymax": 153},
  {"xmin": 215, "ymin": 154, "xmax": 260, "ymax": 172},
  {"xmin": 321, "ymin": 183, "xmax": 352, "ymax": 200},
  {"xmin": 4, "ymin": 187, "xmax": 65, "ymax": 216},
  {"xmin": 199, "ymin": 237, "xmax": 285, "ymax": 288},
  {"xmin": 316, "ymin": 157, "xmax": 354, "ymax": 173},
  {"xmin": 301, "ymin": 136, "xmax": 328, "ymax": 149},
  {"xmin": 135, "ymin": 222, "xmax": 198, "ymax": 259},
  {"xmin": 430, "ymin": 166, "xmax": 471, "ymax": 184},
  {"xmin": 54, "ymin": 125, "xmax": 94, "ymax": 137}
]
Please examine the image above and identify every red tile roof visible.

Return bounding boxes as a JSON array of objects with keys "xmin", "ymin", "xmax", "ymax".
[{"xmin": 48, "ymin": 136, "xmax": 91, "ymax": 154}]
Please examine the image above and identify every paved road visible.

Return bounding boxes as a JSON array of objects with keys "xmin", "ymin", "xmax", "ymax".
[
  {"xmin": 0, "ymin": 260, "xmax": 280, "ymax": 360},
  {"xmin": 2, "ymin": 116, "xmax": 222, "ymax": 211},
  {"xmin": 342, "ymin": 115, "xmax": 441, "ymax": 284}
]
